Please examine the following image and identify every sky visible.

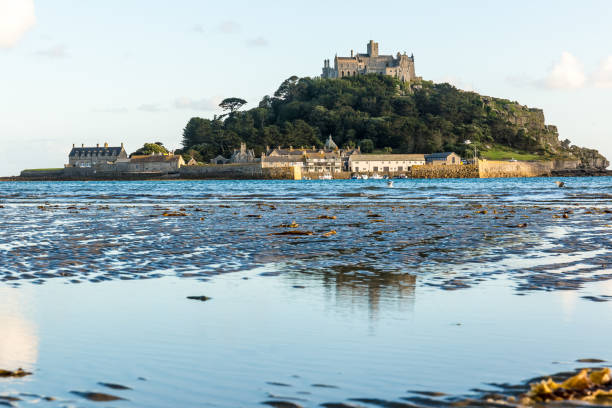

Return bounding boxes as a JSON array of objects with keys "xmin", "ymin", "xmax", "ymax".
[{"xmin": 1, "ymin": 0, "xmax": 611, "ymax": 175}]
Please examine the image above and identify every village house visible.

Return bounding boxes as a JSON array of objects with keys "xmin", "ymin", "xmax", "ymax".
[
  {"xmin": 425, "ymin": 152, "xmax": 462, "ymax": 165},
  {"xmin": 210, "ymin": 142, "xmax": 257, "ymax": 165},
  {"xmin": 261, "ymin": 135, "xmax": 359, "ymax": 173},
  {"xmin": 128, "ymin": 153, "xmax": 185, "ymax": 173},
  {"xmin": 67, "ymin": 143, "xmax": 128, "ymax": 168},
  {"xmin": 348, "ymin": 154, "xmax": 426, "ymax": 173}
]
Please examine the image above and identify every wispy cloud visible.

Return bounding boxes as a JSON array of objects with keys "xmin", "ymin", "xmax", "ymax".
[
  {"xmin": 138, "ymin": 103, "xmax": 165, "ymax": 113},
  {"xmin": 246, "ymin": 36, "xmax": 268, "ymax": 47},
  {"xmin": 544, "ymin": 51, "xmax": 586, "ymax": 89},
  {"xmin": 216, "ymin": 21, "xmax": 241, "ymax": 34},
  {"xmin": 593, "ymin": 56, "xmax": 612, "ymax": 88},
  {"xmin": 193, "ymin": 24, "xmax": 205, "ymax": 33},
  {"xmin": 0, "ymin": 0, "xmax": 36, "ymax": 48},
  {"xmin": 174, "ymin": 97, "xmax": 219, "ymax": 111},
  {"xmin": 35, "ymin": 44, "xmax": 68, "ymax": 58}
]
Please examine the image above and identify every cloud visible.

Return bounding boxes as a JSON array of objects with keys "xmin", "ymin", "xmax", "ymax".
[
  {"xmin": 174, "ymin": 97, "xmax": 219, "ymax": 111},
  {"xmin": 138, "ymin": 103, "xmax": 165, "ymax": 113},
  {"xmin": 0, "ymin": 0, "xmax": 36, "ymax": 48},
  {"xmin": 35, "ymin": 44, "xmax": 68, "ymax": 58},
  {"xmin": 246, "ymin": 36, "xmax": 268, "ymax": 47},
  {"xmin": 193, "ymin": 24, "xmax": 205, "ymax": 33},
  {"xmin": 592, "ymin": 56, "xmax": 612, "ymax": 88},
  {"xmin": 544, "ymin": 51, "xmax": 586, "ymax": 89},
  {"xmin": 216, "ymin": 21, "xmax": 241, "ymax": 34}
]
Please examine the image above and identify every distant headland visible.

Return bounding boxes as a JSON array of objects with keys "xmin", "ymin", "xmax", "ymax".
[{"xmin": 12, "ymin": 41, "xmax": 610, "ymax": 180}]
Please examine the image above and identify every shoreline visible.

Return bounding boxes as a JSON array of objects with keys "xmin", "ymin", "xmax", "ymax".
[{"xmin": 2, "ymin": 170, "xmax": 612, "ymax": 182}]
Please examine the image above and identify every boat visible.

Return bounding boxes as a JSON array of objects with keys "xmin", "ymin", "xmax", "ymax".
[
  {"xmin": 319, "ymin": 173, "xmax": 333, "ymax": 180},
  {"xmin": 351, "ymin": 174, "xmax": 361, "ymax": 180},
  {"xmin": 387, "ymin": 180, "xmax": 394, "ymax": 188},
  {"xmin": 361, "ymin": 174, "xmax": 369, "ymax": 180},
  {"xmin": 370, "ymin": 173, "xmax": 383, "ymax": 180}
]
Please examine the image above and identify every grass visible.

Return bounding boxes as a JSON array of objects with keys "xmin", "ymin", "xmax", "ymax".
[
  {"xmin": 480, "ymin": 146, "xmax": 544, "ymax": 161},
  {"xmin": 22, "ymin": 168, "xmax": 63, "ymax": 172}
]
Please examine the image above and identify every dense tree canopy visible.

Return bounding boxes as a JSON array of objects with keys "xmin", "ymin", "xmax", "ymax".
[
  {"xmin": 180, "ymin": 74, "xmax": 563, "ymax": 162},
  {"xmin": 130, "ymin": 142, "xmax": 169, "ymax": 157}
]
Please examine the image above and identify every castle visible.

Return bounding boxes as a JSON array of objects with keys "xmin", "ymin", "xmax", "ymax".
[{"xmin": 322, "ymin": 40, "xmax": 416, "ymax": 82}]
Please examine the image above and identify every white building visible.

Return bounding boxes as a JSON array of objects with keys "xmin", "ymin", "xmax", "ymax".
[{"xmin": 348, "ymin": 154, "xmax": 426, "ymax": 173}]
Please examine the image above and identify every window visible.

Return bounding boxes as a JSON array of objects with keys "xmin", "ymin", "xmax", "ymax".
[
  {"xmin": 373, "ymin": 166, "xmax": 378, "ymax": 172},
  {"xmin": 452, "ymin": 157, "xmax": 456, "ymax": 164},
  {"xmin": 398, "ymin": 166, "xmax": 403, "ymax": 171}
]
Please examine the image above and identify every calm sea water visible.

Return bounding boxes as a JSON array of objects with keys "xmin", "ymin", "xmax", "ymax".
[{"xmin": 1, "ymin": 178, "xmax": 611, "ymax": 407}]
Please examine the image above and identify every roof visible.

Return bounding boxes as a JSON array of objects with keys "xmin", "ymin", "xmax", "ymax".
[
  {"xmin": 130, "ymin": 155, "xmax": 182, "ymax": 163},
  {"xmin": 305, "ymin": 152, "xmax": 341, "ymax": 159},
  {"xmin": 324, "ymin": 135, "xmax": 338, "ymax": 150},
  {"xmin": 425, "ymin": 152, "xmax": 458, "ymax": 160},
  {"xmin": 262, "ymin": 156, "xmax": 305, "ymax": 163},
  {"xmin": 69, "ymin": 147, "xmax": 123, "ymax": 157},
  {"xmin": 349, "ymin": 154, "xmax": 426, "ymax": 162},
  {"xmin": 268, "ymin": 149, "xmax": 314, "ymax": 156}
]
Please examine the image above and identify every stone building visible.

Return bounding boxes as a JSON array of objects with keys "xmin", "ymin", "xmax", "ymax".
[
  {"xmin": 67, "ymin": 142, "xmax": 128, "ymax": 168},
  {"xmin": 129, "ymin": 153, "xmax": 185, "ymax": 173},
  {"xmin": 348, "ymin": 154, "xmax": 426, "ymax": 173},
  {"xmin": 261, "ymin": 135, "xmax": 359, "ymax": 173},
  {"xmin": 322, "ymin": 40, "xmax": 416, "ymax": 82},
  {"xmin": 424, "ymin": 152, "xmax": 461, "ymax": 165},
  {"xmin": 210, "ymin": 142, "xmax": 257, "ymax": 165}
]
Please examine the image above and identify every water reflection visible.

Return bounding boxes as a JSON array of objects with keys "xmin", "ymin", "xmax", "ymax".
[
  {"xmin": 298, "ymin": 264, "xmax": 416, "ymax": 320},
  {"xmin": 0, "ymin": 288, "xmax": 38, "ymax": 370}
]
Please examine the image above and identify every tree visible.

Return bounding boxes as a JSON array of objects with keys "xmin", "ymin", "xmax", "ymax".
[
  {"xmin": 359, "ymin": 139, "xmax": 374, "ymax": 153},
  {"xmin": 219, "ymin": 97, "xmax": 247, "ymax": 115},
  {"xmin": 130, "ymin": 142, "xmax": 169, "ymax": 157}
]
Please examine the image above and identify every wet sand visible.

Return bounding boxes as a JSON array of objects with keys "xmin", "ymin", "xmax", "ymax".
[{"xmin": 0, "ymin": 178, "xmax": 611, "ymax": 407}]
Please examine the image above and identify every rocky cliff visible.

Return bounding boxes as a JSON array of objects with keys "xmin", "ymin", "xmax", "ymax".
[{"xmin": 482, "ymin": 96, "xmax": 609, "ymax": 169}]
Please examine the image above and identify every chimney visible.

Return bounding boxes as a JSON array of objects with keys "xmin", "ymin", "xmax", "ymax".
[
  {"xmin": 351, "ymin": 49, "xmax": 354, "ymax": 58},
  {"xmin": 121, "ymin": 142, "xmax": 124, "ymax": 148},
  {"xmin": 82, "ymin": 144, "xmax": 84, "ymax": 147},
  {"xmin": 96, "ymin": 143, "xmax": 99, "ymax": 148},
  {"xmin": 104, "ymin": 142, "xmax": 109, "ymax": 148},
  {"xmin": 72, "ymin": 143, "xmax": 75, "ymax": 148}
]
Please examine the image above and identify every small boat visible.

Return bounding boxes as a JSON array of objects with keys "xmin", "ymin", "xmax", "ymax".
[
  {"xmin": 351, "ymin": 174, "xmax": 361, "ymax": 180},
  {"xmin": 361, "ymin": 174, "xmax": 369, "ymax": 180},
  {"xmin": 319, "ymin": 173, "xmax": 333, "ymax": 180},
  {"xmin": 370, "ymin": 173, "xmax": 383, "ymax": 180},
  {"xmin": 387, "ymin": 180, "xmax": 394, "ymax": 188}
]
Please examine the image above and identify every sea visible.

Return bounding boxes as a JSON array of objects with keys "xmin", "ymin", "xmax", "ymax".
[{"xmin": 1, "ymin": 178, "xmax": 611, "ymax": 407}]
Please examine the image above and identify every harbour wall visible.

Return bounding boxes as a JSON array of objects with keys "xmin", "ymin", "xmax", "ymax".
[
  {"xmin": 411, "ymin": 164, "xmax": 479, "ymax": 179},
  {"xmin": 17, "ymin": 159, "xmax": 591, "ymax": 180}
]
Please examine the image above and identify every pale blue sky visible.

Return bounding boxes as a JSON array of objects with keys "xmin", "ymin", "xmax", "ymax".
[{"xmin": 1, "ymin": 0, "xmax": 611, "ymax": 175}]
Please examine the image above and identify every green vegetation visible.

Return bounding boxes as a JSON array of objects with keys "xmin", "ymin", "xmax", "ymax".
[
  {"xmin": 130, "ymin": 142, "xmax": 169, "ymax": 157},
  {"xmin": 480, "ymin": 145, "xmax": 545, "ymax": 161},
  {"xmin": 22, "ymin": 168, "xmax": 63, "ymax": 172},
  {"xmin": 179, "ymin": 74, "xmax": 605, "ymax": 166}
]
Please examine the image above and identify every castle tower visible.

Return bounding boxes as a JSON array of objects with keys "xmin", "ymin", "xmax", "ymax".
[{"xmin": 367, "ymin": 40, "xmax": 379, "ymax": 57}]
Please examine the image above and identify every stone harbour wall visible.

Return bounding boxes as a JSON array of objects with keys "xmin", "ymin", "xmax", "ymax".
[
  {"xmin": 179, "ymin": 163, "xmax": 298, "ymax": 180},
  {"xmin": 477, "ymin": 160, "xmax": 552, "ymax": 178},
  {"xmin": 410, "ymin": 164, "xmax": 479, "ymax": 179}
]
